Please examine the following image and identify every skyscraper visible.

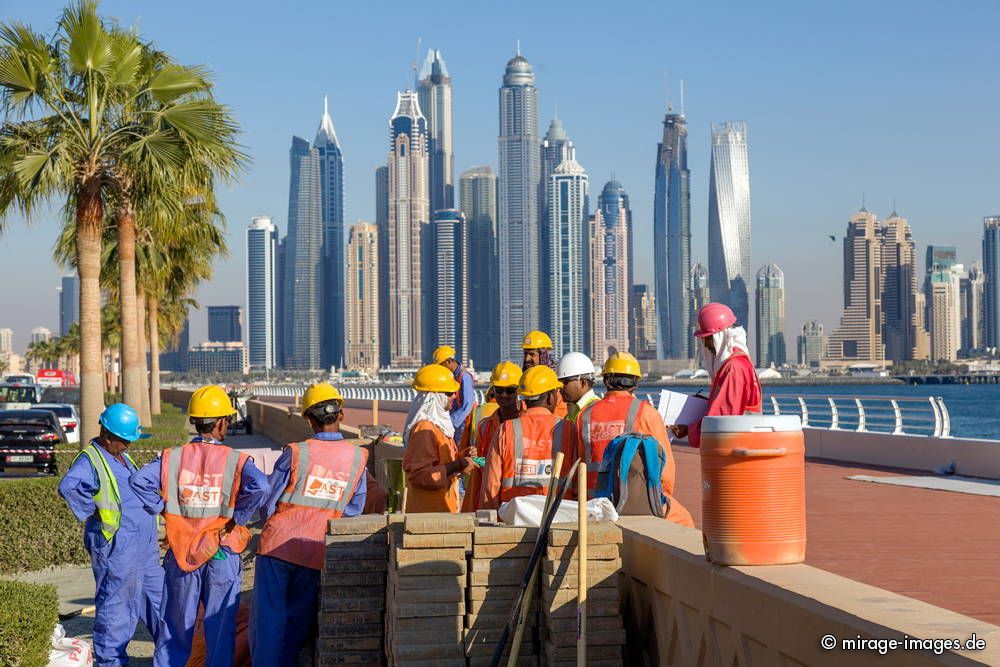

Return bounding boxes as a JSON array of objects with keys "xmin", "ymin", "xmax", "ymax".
[
  {"xmin": 707, "ymin": 121, "xmax": 752, "ymax": 332},
  {"xmin": 754, "ymin": 263, "xmax": 786, "ymax": 367},
  {"xmin": 825, "ymin": 209, "xmax": 885, "ymax": 365},
  {"xmin": 427, "ymin": 210, "xmax": 469, "ymax": 361},
  {"xmin": 207, "ymin": 306, "xmax": 242, "ymax": 343},
  {"xmin": 315, "ymin": 97, "xmax": 345, "ymax": 370},
  {"xmin": 58, "ymin": 275, "xmax": 79, "ymax": 336},
  {"xmin": 548, "ymin": 158, "xmax": 588, "ymax": 356},
  {"xmin": 459, "ymin": 166, "xmax": 499, "ymax": 367},
  {"xmin": 653, "ymin": 105, "xmax": 691, "ymax": 359},
  {"xmin": 797, "ymin": 321, "xmax": 825, "ymax": 368},
  {"xmin": 928, "ymin": 267, "xmax": 960, "ymax": 362},
  {"xmin": 275, "ymin": 237, "xmax": 286, "ymax": 368},
  {"xmin": 690, "ymin": 262, "xmax": 711, "ymax": 328},
  {"xmin": 498, "ymin": 49, "xmax": 541, "ymax": 361},
  {"xmin": 880, "ymin": 212, "xmax": 928, "ymax": 362},
  {"xmin": 0, "ymin": 328, "xmax": 12, "ymax": 355},
  {"xmin": 346, "ymin": 222, "xmax": 379, "ymax": 375},
  {"xmin": 387, "ymin": 91, "xmax": 429, "ymax": 367},
  {"xmin": 160, "ymin": 317, "xmax": 189, "ymax": 372},
  {"xmin": 926, "ymin": 245, "xmax": 958, "ymax": 273},
  {"xmin": 245, "ymin": 216, "xmax": 277, "ymax": 370},
  {"xmin": 630, "ymin": 285, "xmax": 657, "ymax": 360},
  {"xmin": 30, "ymin": 327, "xmax": 52, "ymax": 345},
  {"xmin": 982, "ymin": 216, "xmax": 1000, "ymax": 349},
  {"xmin": 283, "ymin": 136, "xmax": 322, "ymax": 369},
  {"xmin": 375, "ymin": 166, "xmax": 390, "ymax": 367},
  {"xmin": 960, "ymin": 263, "xmax": 985, "ymax": 354},
  {"xmin": 418, "ymin": 49, "xmax": 454, "ymax": 213},
  {"xmin": 540, "ymin": 117, "xmax": 575, "ymax": 331},
  {"xmin": 589, "ymin": 180, "xmax": 631, "ymax": 364}
]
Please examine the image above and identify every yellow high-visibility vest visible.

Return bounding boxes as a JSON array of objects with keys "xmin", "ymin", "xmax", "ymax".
[{"xmin": 75, "ymin": 444, "xmax": 137, "ymax": 541}]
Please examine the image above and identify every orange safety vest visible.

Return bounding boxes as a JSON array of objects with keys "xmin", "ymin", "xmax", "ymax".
[
  {"xmin": 160, "ymin": 442, "xmax": 250, "ymax": 573},
  {"xmin": 258, "ymin": 438, "xmax": 368, "ymax": 570},
  {"xmin": 577, "ymin": 396, "xmax": 643, "ymax": 492},
  {"xmin": 468, "ymin": 402, "xmax": 500, "ymax": 452},
  {"xmin": 498, "ymin": 414, "xmax": 572, "ymax": 503}
]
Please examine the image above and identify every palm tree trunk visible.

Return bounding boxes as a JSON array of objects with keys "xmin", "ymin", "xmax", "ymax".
[
  {"xmin": 136, "ymin": 289, "xmax": 152, "ymax": 426},
  {"xmin": 117, "ymin": 209, "xmax": 144, "ymax": 415},
  {"xmin": 148, "ymin": 294, "xmax": 162, "ymax": 415},
  {"xmin": 77, "ymin": 184, "xmax": 105, "ymax": 443}
]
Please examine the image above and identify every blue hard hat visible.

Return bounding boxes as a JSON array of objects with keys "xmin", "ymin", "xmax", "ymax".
[{"xmin": 99, "ymin": 403, "xmax": 150, "ymax": 442}]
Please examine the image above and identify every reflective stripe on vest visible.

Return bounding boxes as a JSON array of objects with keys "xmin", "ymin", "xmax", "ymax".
[
  {"xmin": 163, "ymin": 446, "xmax": 241, "ymax": 519},
  {"xmin": 579, "ymin": 396, "xmax": 641, "ymax": 466},
  {"xmin": 75, "ymin": 444, "xmax": 137, "ymax": 541},
  {"xmin": 279, "ymin": 442, "xmax": 364, "ymax": 513},
  {"xmin": 501, "ymin": 418, "xmax": 563, "ymax": 491},
  {"xmin": 469, "ymin": 404, "xmax": 490, "ymax": 449}
]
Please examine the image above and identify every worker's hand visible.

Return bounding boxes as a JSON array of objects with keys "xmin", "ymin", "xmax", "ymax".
[
  {"xmin": 220, "ymin": 518, "xmax": 236, "ymax": 538},
  {"xmin": 669, "ymin": 424, "xmax": 689, "ymax": 439},
  {"xmin": 458, "ymin": 456, "xmax": 479, "ymax": 474},
  {"xmin": 462, "ymin": 446, "xmax": 477, "ymax": 458}
]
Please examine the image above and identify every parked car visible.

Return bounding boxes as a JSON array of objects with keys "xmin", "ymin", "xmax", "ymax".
[
  {"xmin": 0, "ymin": 383, "xmax": 43, "ymax": 410},
  {"xmin": 33, "ymin": 403, "xmax": 81, "ymax": 445},
  {"xmin": 0, "ymin": 409, "xmax": 66, "ymax": 475},
  {"xmin": 2, "ymin": 374, "xmax": 35, "ymax": 385}
]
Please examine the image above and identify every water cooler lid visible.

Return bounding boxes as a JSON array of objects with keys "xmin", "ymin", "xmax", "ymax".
[{"xmin": 701, "ymin": 414, "xmax": 802, "ymax": 433}]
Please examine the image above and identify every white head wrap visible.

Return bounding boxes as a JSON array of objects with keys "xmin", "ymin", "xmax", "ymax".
[
  {"xmin": 403, "ymin": 391, "xmax": 455, "ymax": 443},
  {"xmin": 704, "ymin": 326, "xmax": 751, "ymax": 379}
]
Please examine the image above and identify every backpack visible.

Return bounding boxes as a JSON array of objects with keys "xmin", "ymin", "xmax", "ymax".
[{"xmin": 594, "ymin": 433, "xmax": 670, "ymax": 517}]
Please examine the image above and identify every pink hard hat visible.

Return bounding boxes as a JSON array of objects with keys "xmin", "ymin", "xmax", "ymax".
[{"xmin": 694, "ymin": 302, "xmax": 737, "ymax": 337}]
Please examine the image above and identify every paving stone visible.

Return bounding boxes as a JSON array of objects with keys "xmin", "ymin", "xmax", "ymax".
[
  {"xmin": 473, "ymin": 525, "xmax": 539, "ymax": 544},
  {"xmin": 545, "ymin": 543, "xmax": 619, "ymax": 561},
  {"xmin": 319, "ymin": 572, "xmax": 386, "ymax": 587},
  {"xmin": 389, "ymin": 573, "xmax": 464, "ymax": 590},
  {"xmin": 318, "ymin": 584, "xmax": 385, "ymax": 600},
  {"xmin": 468, "ymin": 656, "xmax": 539, "ymax": 667},
  {"xmin": 546, "ymin": 614, "xmax": 623, "ymax": 635},
  {"xmin": 473, "ymin": 542, "xmax": 537, "ymax": 558},
  {"xmin": 467, "ymin": 584, "xmax": 520, "ymax": 601},
  {"xmin": 546, "ymin": 628, "xmax": 626, "ymax": 648},
  {"xmin": 464, "ymin": 633, "xmax": 541, "ymax": 658},
  {"xmin": 474, "ymin": 509, "xmax": 498, "ymax": 525},
  {"xmin": 403, "ymin": 512, "xmax": 475, "ymax": 534},
  {"xmin": 548, "ymin": 522, "xmax": 622, "ymax": 546},
  {"xmin": 542, "ymin": 557, "xmax": 621, "ymax": 576},
  {"xmin": 393, "ymin": 586, "xmax": 464, "ymax": 603},
  {"xmin": 321, "ymin": 544, "xmax": 388, "ymax": 560},
  {"xmin": 315, "ymin": 649, "xmax": 384, "ymax": 666},
  {"xmin": 316, "ymin": 636, "xmax": 382, "ymax": 652},
  {"xmin": 464, "ymin": 625, "xmax": 547, "ymax": 644},
  {"xmin": 327, "ymin": 515, "xmax": 387, "ymax": 535},
  {"xmin": 394, "ymin": 558, "xmax": 466, "ymax": 576},
  {"xmin": 393, "ymin": 642, "xmax": 465, "ymax": 660},
  {"xmin": 542, "ymin": 584, "xmax": 620, "ymax": 606},
  {"xmin": 468, "ymin": 596, "xmax": 537, "ymax": 615},
  {"xmin": 544, "ymin": 641, "xmax": 623, "ymax": 662},
  {"xmin": 543, "ymin": 600, "xmax": 619, "ymax": 619},
  {"xmin": 317, "ymin": 610, "xmax": 383, "ymax": 626},
  {"xmin": 321, "ymin": 596, "xmax": 385, "ymax": 613},
  {"xmin": 389, "ymin": 600, "xmax": 465, "ymax": 617},
  {"xmin": 393, "ymin": 546, "xmax": 466, "ymax": 565},
  {"xmin": 469, "ymin": 569, "xmax": 525, "ymax": 587},
  {"xmin": 392, "ymin": 628, "xmax": 463, "ymax": 645},
  {"xmin": 323, "ymin": 559, "xmax": 388, "ymax": 575},
  {"xmin": 325, "ymin": 532, "xmax": 388, "ymax": 545},
  {"xmin": 401, "ymin": 532, "xmax": 472, "ymax": 549},
  {"xmin": 542, "ymin": 569, "xmax": 618, "ymax": 590},
  {"xmin": 315, "ymin": 622, "xmax": 383, "ymax": 638},
  {"xmin": 470, "ymin": 556, "xmax": 529, "ymax": 573},
  {"xmin": 391, "ymin": 615, "xmax": 462, "ymax": 632}
]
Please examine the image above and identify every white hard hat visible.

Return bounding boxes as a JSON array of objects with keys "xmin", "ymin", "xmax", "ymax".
[{"xmin": 556, "ymin": 352, "xmax": 597, "ymax": 380}]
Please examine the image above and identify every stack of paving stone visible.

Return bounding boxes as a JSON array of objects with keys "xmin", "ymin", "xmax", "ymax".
[
  {"xmin": 317, "ymin": 514, "xmax": 390, "ymax": 666},
  {"xmin": 385, "ymin": 513, "xmax": 473, "ymax": 667},
  {"xmin": 464, "ymin": 524, "xmax": 543, "ymax": 667},
  {"xmin": 541, "ymin": 522, "xmax": 625, "ymax": 667}
]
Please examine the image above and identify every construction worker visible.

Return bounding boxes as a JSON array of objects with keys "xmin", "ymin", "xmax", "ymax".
[
  {"xmin": 58, "ymin": 403, "xmax": 162, "ymax": 667},
  {"xmin": 460, "ymin": 361, "xmax": 523, "ymax": 512},
  {"xmin": 556, "ymin": 352, "xmax": 600, "ymax": 421},
  {"xmin": 403, "ymin": 364, "xmax": 478, "ymax": 512},
  {"xmin": 576, "ymin": 353, "xmax": 694, "ymax": 527},
  {"xmin": 251, "ymin": 383, "xmax": 368, "ymax": 665},
  {"xmin": 521, "ymin": 330, "xmax": 568, "ymax": 418},
  {"xmin": 480, "ymin": 366, "xmax": 579, "ymax": 510},
  {"xmin": 129, "ymin": 385, "xmax": 268, "ymax": 667},
  {"xmin": 433, "ymin": 345, "xmax": 477, "ymax": 444},
  {"xmin": 670, "ymin": 302, "xmax": 762, "ymax": 448}
]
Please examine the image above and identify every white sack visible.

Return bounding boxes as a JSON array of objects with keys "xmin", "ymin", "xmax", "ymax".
[{"xmin": 498, "ymin": 496, "xmax": 619, "ymax": 527}]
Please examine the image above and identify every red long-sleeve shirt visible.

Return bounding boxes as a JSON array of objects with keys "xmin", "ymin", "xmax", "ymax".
[{"xmin": 688, "ymin": 352, "xmax": 762, "ymax": 449}]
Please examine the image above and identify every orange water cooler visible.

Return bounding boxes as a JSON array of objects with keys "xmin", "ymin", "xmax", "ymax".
[{"xmin": 700, "ymin": 415, "xmax": 806, "ymax": 565}]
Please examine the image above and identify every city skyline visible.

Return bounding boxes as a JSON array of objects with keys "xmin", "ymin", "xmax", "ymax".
[{"xmin": 1, "ymin": 0, "xmax": 998, "ymax": 352}]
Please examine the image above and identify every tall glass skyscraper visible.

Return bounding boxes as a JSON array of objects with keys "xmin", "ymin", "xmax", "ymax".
[
  {"xmin": 315, "ymin": 97, "xmax": 345, "ymax": 369},
  {"xmin": 346, "ymin": 222, "xmax": 379, "ymax": 375},
  {"xmin": 59, "ymin": 275, "xmax": 79, "ymax": 336},
  {"xmin": 498, "ymin": 50, "xmax": 541, "ymax": 361},
  {"xmin": 754, "ymin": 263, "xmax": 786, "ymax": 367},
  {"xmin": 589, "ymin": 180, "xmax": 631, "ymax": 364},
  {"xmin": 548, "ymin": 158, "xmax": 588, "ymax": 356},
  {"xmin": 540, "ymin": 117, "xmax": 574, "ymax": 332},
  {"xmin": 387, "ymin": 91, "xmax": 429, "ymax": 367},
  {"xmin": 984, "ymin": 216, "xmax": 1000, "ymax": 349},
  {"xmin": 428, "ymin": 209, "xmax": 469, "ymax": 361},
  {"xmin": 708, "ymin": 121, "xmax": 752, "ymax": 332},
  {"xmin": 653, "ymin": 106, "xmax": 691, "ymax": 359},
  {"xmin": 459, "ymin": 166, "xmax": 499, "ymax": 367},
  {"xmin": 283, "ymin": 136, "xmax": 322, "ymax": 369},
  {"xmin": 245, "ymin": 216, "xmax": 277, "ymax": 370},
  {"xmin": 881, "ymin": 212, "xmax": 928, "ymax": 362},
  {"xmin": 375, "ymin": 166, "xmax": 390, "ymax": 367},
  {"xmin": 418, "ymin": 50, "xmax": 454, "ymax": 213}
]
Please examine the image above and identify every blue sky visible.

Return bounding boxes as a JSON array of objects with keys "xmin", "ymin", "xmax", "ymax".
[{"xmin": 1, "ymin": 0, "xmax": 998, "ymax": 352}]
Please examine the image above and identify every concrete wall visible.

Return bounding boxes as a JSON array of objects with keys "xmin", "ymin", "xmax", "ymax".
[
  {"xmin": 619, "ymin": 516, "xmax": 1000, "ymax": 666},
  {"xmin": 804, "ymin": 428, "xmax": 1000, "ymax": 478}
]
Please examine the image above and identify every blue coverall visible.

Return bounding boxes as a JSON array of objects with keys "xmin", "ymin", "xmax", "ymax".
[
  {"xmin": 128, "ymin": 440, "xmax": 268, "ymax": 667},
  {"xmin": 250, "ymin": 431, "xmax": 368, "ymax": 666},
  {"xmin": 58, "ymin": 441, "xmax": 163, "ymax": 667},
  {"xmin": 450, "ymin": 365, "xmax": 476, "ymax": 444}
]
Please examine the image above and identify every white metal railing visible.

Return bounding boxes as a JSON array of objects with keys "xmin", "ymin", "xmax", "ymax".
[{"xmin": 762, "ymin": 394, "xmax": 951, "ymax": 437}]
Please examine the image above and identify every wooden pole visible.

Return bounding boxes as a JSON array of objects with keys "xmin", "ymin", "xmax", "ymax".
[
  {"xmin": 372, "ymin": 398, "xmax": 379, "ymax": 424},
  {"xmin": 577, "ymin": 462, "xmax": 587, "ymax": 666},
  {"xmin": 507, "ymin": 450, "xmax": 564, "ymax": 667}
]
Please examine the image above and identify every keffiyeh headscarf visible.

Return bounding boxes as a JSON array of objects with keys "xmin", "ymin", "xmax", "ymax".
[
  {"xmin": 403, "ymin": 391, "xmax": 455, "ymax": 444},
  {"xmin": 704, "ymin": 326, "xmax": 751, "ymax": 379}
]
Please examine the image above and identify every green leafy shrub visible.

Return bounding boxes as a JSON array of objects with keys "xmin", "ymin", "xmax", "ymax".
[{"xmin": 0, "ymin": 580, "xmax": 58, "ymax": 666}]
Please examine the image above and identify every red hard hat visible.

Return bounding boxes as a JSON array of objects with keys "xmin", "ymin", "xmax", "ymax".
[{"xmin": 694, "ymin": 302, "xmax": 737, "ymax": 337}]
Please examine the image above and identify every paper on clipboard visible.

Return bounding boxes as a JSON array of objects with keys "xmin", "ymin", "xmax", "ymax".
[{"xmin": 657, "ymin": 389, "xmax": 709, "ymax": 426}]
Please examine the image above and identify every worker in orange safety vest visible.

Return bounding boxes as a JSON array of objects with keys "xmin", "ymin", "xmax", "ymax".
[
  {"xmin": 521, "ymin": 330, "xmax": 569, "ymax": 418},
  {"xmin": 575, "ymin": 353, "xmax": 694, "ymax": 527},
  {"xmin": 480, "ymin": 366, "xmax": 579, "ymax": 510}
]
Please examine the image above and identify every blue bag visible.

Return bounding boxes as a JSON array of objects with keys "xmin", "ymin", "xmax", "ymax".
[{"xmin": 594, "ymin": 433, "xmax": 669, "ymax": 517}]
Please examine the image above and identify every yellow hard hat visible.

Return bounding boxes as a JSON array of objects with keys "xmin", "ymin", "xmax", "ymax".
[
  {"xmin": 518, "ymin": 366, "xmax": 563, "ymax": 398},
  {"xmin": 490, "ymin": 361, "xmax": 522, "ymax": 388},
  {"xmin": 301, "ymin": 383, "xmax": 344, "ymax": 416},
  {"xmin": 521, "ymin": 330, "xmax": 553, "ymax": 350},
  {"xmin": 432, "ymin": 345, "xmax": 457, "ymax": 365},
  {"xmin": 602, "ymin": 352, "xmax": 642, "ymax": 378},
  {"xmin": 412, "ymin": 364, "xmax": 461, "ymax": 393},
  {"xmin": 188, "ymin": 384, "xmax": 237, "ymax": 419}
]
